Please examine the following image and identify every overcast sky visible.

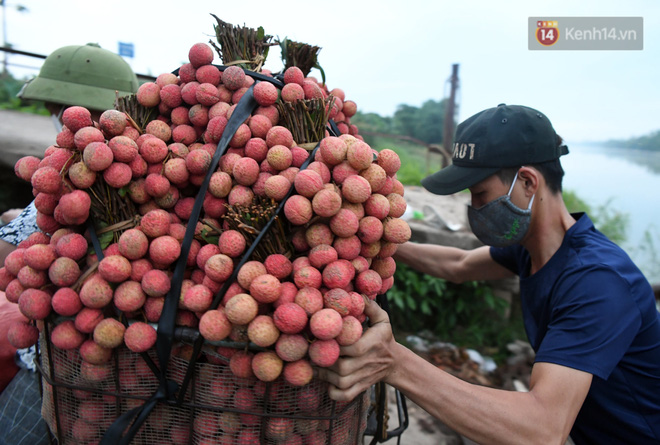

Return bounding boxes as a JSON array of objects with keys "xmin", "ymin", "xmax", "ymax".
[{"xmin": 3, "ymin": 0, "xmax": 658, "ymax": 144}]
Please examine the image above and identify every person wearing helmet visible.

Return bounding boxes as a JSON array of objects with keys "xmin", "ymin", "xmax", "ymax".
[
  {"xmin": 0, "ymin": 43, "xmax": 138, "ymax": 444},
  {"xmin": 0, "ymin": 43, "xmax": 139, "ymax": 262},
  {"xmin": 18, "ymin": 42, "xmax": 139, "ymax": 123}
]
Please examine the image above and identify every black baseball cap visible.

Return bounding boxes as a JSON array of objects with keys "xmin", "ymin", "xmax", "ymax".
[{"xmin": 421, "ymin": 104, "xmax": 568, "ymax": 195}]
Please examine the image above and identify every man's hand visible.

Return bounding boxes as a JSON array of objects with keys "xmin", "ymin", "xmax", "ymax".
[{"xmin": 317, "ymin": 297, "xmax": 398, "ymax": 401}]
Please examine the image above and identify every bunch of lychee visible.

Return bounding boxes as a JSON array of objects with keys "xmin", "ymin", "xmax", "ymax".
[{"xmin": 2, "ymin": 41, "xmax": 410, "ymax": 392}]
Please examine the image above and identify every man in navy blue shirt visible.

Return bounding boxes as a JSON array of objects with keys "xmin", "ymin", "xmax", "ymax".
[{"xmin": 318, "ymin": 104, "xmax": 660, "ymax": 444}]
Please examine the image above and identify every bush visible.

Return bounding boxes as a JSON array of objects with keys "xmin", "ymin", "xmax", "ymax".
[
  {"xmin": 0, "ymin": 72, "xmax": 49, "ymax": 115},
  {"xmin": 386, "ymin": 262, "xmax": 525, "ymax": 359}
]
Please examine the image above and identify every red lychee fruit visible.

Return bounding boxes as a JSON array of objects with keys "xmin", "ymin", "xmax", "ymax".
[
  {"xmin": 149, "ymin": 235, "xmax": 181, "ymax": 266},
  {"xmin": 293, "ymin": 266, "xmax": 322, "ymax": 290},
  {"xmin": 236, "ymin": 261, "xmax": 267, "ymax": 290},
  {"xmin": 204, "ymin": 253, "xmax": 233, "ymax": 283},
  {"xmin": 281, "ymin": 83, "xmax": 304, "ymax": 102},
  {"xmin": 74, "ymin": 307, "xmax": 104, "ymax": 333},
  {"xmin": 31, "ymin": 166, "xmax": 61, "ymax": 194},
  {"xmin": 275, "ymin": 333, "xmax": 308, "ymax": 362},
  {"xmin": 322, "ymin": 259, "xmax": 355, "ymax": 289},
  {"xmin": 267, "ymin": 145, "xmax": 293, "ymax": 171},
  {"xmin": 199, "ymin": 309, "xmax": 232, "ymax": 342},
  {"xmin": 254, "ymin": 81, "xmax": 278, "ymax": 106},
  {"xmin": 93, "ymin": 317, "xmax": 126, "ymax": 349},
  {"xmin": 284, "ymin": 195, "xmax": 312, "ymax": 225},
  {"xmin": 248, "ymin": 315, "xmax": 280, "ymax": 348},
  {"xmin": 387, "ymin": 193, "xmax": 407, "ymax": 218},
  {"xmin": 355, "ymin": 269, "xmax": 383, "ymax": 295},
  {"xmin": 218, "ymin": 230, "xmax": 246, "ymax": 258},
  {"xmin": 118, "ymin": 228, "xmax": 149, "ymax": 260},
  {"xmin": 227, "ymin": 184, "xmax": 254, "ymax": 206},
  {"xmin": 319, "ymin": 137, "xmax": 347, "ymax": 166},
  {"xmin": 229, "ymin": 350, "xmax": 254, "ymax": 379},
  {"xmin": 79, "ymin": 274, "xmax": 114, "ymax": 309},
  {"xmin": 233, "ymin": 157, "xmax": 260, "ymax": 186},
  {"xmin": 124, "ymin": 322, "xmax": 157, "ymax": 352},
  {"xmin": 273, "ymin": 302, "xmax": 308, "ymax": 335},
  {"xmin": 323, "ymin": 288, "xmax": 353, "ymax": 316},
  {"xmin": 309, "ymin": 308, "xmax": 343, "ymax": 340},
  {"xmin": 357, "ymin": 216, "xmax": 384, "ymax": 244},
  {"xmin": 346, "ymin": 140, "xmax": 373, "ymax": 171},
  {"xmin": 308, "ymin": 338, "xmax": 340, "ymax": 367},
  {"xmin": 249, "ymin": 274, "xmax": 282, "ymax": 304},
  {"xmin": 74, "ymin": 126, "xmax": 105, "ymax": 150},
  {"xmin": 136, "ymin": 82, "xmax": 161, "ymax": 107},
  {"xmin": 51, "ymin": 320, "xmax": 85, "ymax": 350},
  {"xmin": 294, "ymin": 287, "xmax": 324, "ymax": 316},
  {"xmin": 79, "ymin": 339, "xmax": 112, "ymax": 365},
  {"xmin": 51, "ymin": 287, "xmax": 82, "ymax": 317},
  {"xmin": 141, "ymin": 269, "xmax": 171, "ymax": 297},
  {"xmin": 14, "ymin": 155, "xmax": 42, "ymax": 182},
  {"xmin": 382, "ymin": 217, "xmax": 412, "ymax": 244},
  {"xmin": 329, "ymin": 209, "xmax": 360, "ymax": 238},
  {"xmin": 342, "ymin": 175, "xmax": 372, "ymax": 204},
  {"xmin": 283, "ymin": 359, "xmax": 313, "ymax": 387},
  {"xmin": 283, "ymin": 66, "xmax": 304, "ymax": 85},
  {"xmin": 311, "ymin": 189, "xmax": 342, "ymax": 218},
  {"xmin": 333, "ymin": 235, "xmax": 362, "ymax": 261},
  {"xmin": 188, "ymin": 42, "xmax": 214, "ymax": 67},
  {"xmin": 62, "ymin": 106, "xmax": 92, "ymax": 132},
  {"xmin": 221, "ymin": 66, "xmax": 246, "ymax": 91},
  {"xmin": 140, "ymin": 137, "xmax": 169, "ymax": 164},
  {"xmin": 377, "ymin": 148, "xmax": 401, "ymax": 176},
  {"xmin": 294, "ymin": 169, "xmax": 324, "ymax": 198},
  {"xmin": 265, "ymin": 126, "xmax": 294, "ymax": 149},
  {"xmin": 264, "ymin": 175, "xmax": 291, "ymax": 201},
  {"xmin": 23, "ymin": 243, "xmax": 57, "ymax": 270},
  {"xmin": 48, "ymin": 256, "xmax": 81, "ymax": 287},
  {"xmin": 224, "ymin": 293, "xmax": 259, "ymax": 325},
  {"xmin": 7, "ymin": 322, "xmax": 39, "ymax": 349},
  {"xmin": 98, "ymin": 255, "xmax": 132, "ymax": 283},
  {"xmin": 264, "ymin": 254, "xmax": 293, "ymax": 279},
  {"xmin": 336, "ymin": 315, "xmax": 363, "ymax": 346},
  {"xmin": 252, "ymin": 350, "xmax": 283, "ymax": 382},
  {"xmin": 309, "ymin": 244, "xmax": 338, "ymax": 269},
  {"xmin": 113, "ymin": 280, "xmax": 146, "ymax": 312}
]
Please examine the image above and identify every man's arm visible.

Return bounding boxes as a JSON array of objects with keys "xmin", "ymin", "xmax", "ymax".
[
  {"xmin": 393, "ymin": 241, "xmax": 515, "ymax": 283},
  {"xmin": 319, "ymin": 301, "xmax": 592, "ymax": 445}
]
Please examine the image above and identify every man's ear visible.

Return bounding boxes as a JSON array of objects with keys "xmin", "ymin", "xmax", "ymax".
[{"xmin": 518, "ymin": 167, "xmax": 539, "ymax": 196}]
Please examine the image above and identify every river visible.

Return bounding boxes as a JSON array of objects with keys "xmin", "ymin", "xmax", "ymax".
[{"xmin": 561, "ymin": 144, "xmax": 660, "ymax": 282}]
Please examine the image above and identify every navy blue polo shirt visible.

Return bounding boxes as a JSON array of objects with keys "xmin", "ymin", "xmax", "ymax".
[{"xmin": 491, "ymin": 213, "xmax": 660, "ymax": 444}]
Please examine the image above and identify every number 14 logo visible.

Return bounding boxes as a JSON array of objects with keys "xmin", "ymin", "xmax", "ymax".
[{"xmin": 536, "ymin": 20, "xmax": 559, "ymax": 46}]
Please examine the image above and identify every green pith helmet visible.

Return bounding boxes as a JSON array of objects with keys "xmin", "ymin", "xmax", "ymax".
[{"xmin": 18, "ymin": 43, "xmax": 139, "ymax": 111}]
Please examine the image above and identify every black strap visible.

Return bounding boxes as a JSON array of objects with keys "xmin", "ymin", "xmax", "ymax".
[{"xmin": 100, "ymin": 84, "xmax": 259, "ymax": 445}]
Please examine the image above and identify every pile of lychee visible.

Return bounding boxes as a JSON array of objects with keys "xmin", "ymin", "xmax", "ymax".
[{"xmin": 1, "ymin": 41, "xmax": 410, "ymax": 390}]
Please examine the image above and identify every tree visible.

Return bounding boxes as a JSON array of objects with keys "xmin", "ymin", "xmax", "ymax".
[{"xmin": 392, "ymin": 104, "xmax": 419, "ymax": 139}]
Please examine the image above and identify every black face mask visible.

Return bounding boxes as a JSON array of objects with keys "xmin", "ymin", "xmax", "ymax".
[{"xmin": 467, "ymin": 175, "xmax": 535, "ymax": 247}]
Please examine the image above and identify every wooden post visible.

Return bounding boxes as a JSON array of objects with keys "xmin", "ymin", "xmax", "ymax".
[{"xmin": 443, "ymin": 64, "xmax": 460, "ymax": 167}]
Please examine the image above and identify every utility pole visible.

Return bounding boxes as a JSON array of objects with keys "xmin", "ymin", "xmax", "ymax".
[
  {"xmin": 443, "ymin": 64, "xmax": 460, "ymax": 166},
  {"xmin": 1, "ymin": 1, "xmax": 28, "ymax": 75},
  {"xmin": 2, "ymin": 0, "xmax": 7, "ymax": 74}
]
